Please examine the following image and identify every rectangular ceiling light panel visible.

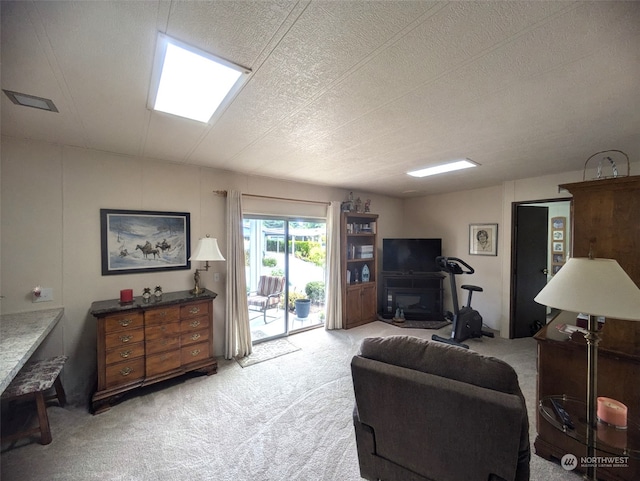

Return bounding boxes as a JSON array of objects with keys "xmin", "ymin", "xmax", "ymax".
[
  {"xmin": 3, "ymin": 89, "xmax": 59, "ymax": 112},
  {"xmin": 149, "ymin": 33, "xmax": 250, "ymax": 123},
  {"xmin": 407, "ymin": 159, "xmax": 478, "ymax": 178}
]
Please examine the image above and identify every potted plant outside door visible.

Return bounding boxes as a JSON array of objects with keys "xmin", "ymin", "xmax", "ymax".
[{"xmin": 295, "ymin": 298, "xmax": 311, "ymax": 319}]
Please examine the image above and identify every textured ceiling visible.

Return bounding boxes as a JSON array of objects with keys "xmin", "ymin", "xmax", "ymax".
[{"xmin": 1, "ymin": 1, "xmax": 639, "ymax": 197}]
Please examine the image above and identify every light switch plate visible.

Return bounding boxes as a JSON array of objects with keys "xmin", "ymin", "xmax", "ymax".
[{"xmin": 33, "ymin": 287, "xmax": 53, "ymax": 302}]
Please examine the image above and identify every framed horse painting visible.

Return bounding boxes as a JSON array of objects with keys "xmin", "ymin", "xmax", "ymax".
[{"xmin": 100, "ymin": 209, "xmax": 191, "ymax": 275}]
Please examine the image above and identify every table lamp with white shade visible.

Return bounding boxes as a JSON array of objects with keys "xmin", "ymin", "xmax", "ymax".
[
  {"xmin": 189, "ymin": 235, "xmax": 225, "ymax": 295},
  {"xmin": 534, "ymin": 256, "xmax": 640, "ymax": 480}
]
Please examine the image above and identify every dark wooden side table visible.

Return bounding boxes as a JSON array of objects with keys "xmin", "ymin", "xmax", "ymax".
[{"xmin": 534, "ymin": 317, "xmax": 640, "ymax": 481}]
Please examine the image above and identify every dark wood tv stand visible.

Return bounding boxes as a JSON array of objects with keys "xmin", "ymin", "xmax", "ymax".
[{"xmin": 381, "ymin": 272, "xmax": 445, "ymax": 321}]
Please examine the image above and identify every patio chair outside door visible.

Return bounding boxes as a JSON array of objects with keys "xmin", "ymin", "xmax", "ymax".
[{"xmin": 248, "ymin": 275, "xmax": 285, "ymax": 324}]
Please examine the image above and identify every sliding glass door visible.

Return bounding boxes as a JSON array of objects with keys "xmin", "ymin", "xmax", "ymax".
[{"xmin": 244, "ymin": 216, "xmax": 326, "ymax": 343}]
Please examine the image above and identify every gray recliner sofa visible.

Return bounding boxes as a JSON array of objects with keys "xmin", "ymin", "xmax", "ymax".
[{"xmin": 351, "ymin": 335, "xmax": 530, "ymax": 481}]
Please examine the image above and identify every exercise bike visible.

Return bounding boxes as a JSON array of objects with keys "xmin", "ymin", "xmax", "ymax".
[{"xmin": 432, "ymin": 256, "xmax": 494, "ymax": 349}]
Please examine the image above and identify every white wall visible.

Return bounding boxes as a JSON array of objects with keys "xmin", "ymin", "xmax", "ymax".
[
  {"xmin": 0, "ymin": 137, "xmax": 403, "ymax": 405},
  {"xmin": 3, "ymin": 135, "xmax": 637, "ymax": 405},
  {"xmin": 404, "ymin": 180, "xmax": 575, "ymax": 336},
  {"xmin": 403, "ymin": 165, "xmax": 640, "ymax": 338},
  {"xmin": 403, "ymin": 185, "xmax": 504, "ymax": 331}
]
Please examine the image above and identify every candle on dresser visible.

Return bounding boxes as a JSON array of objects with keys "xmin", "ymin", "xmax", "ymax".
[
  {"xmin": 120, "ymin": 289, "xmax": 133, "ymax": 303},
  {"xmin": 597, "ymin": 397, "xmax": 628, "ymax": 427}
]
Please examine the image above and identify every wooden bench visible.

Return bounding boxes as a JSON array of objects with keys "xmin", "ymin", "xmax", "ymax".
[{"xmin": 1, "ymin": 355, "xmax": 68, "ymax": 445}]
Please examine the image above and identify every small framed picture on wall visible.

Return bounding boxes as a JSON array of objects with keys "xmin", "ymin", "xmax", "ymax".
[
  {"xmin": 469, "ymin": 223, "xmax": 498, "ymax": 256},
  {"xmin": 550, "ymin": 216, "xmax": 566, "ymax": 274},
  {"xmin": 552, "ymin": 217, "xmax": 565, "ymax": 230}
]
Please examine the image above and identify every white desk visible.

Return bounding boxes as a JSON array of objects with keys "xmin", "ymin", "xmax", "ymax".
[{"xmin": 0, "ymin": 308, "xmax": 64, "ymax": 393}]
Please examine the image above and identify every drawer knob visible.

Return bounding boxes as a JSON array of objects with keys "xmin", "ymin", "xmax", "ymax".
[
  {"xmin": 190, "ymin": 320, "xmax": 201, "ymax": 328},
  {"xmin": 120, "ymin": 367, "xmax": 133, "ymax": 376},
  {"xmin": 191, "ymin": 349, "xmax": 201, "ymax": 357},
  {"xmin": 191, "ymin": 333, "xmax": 201, "ymax": 341},
  {"xmin": 120, "ymin": 334, "xmax": 133, "ymax": 343},
  {"xmin": 119, "ymin": 318, "xmax": 132, "ymax": 327},
  {"xmin": 189, "ymin": 307, "xmax": 200, "ymax": 314},
  {"xmin": 120, "ymin": 350, "xmax": 131, "ymax": 358}
]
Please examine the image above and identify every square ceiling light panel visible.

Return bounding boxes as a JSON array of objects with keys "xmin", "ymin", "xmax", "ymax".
[
  {"xmin": 149, "ymin": 33, "xmax": 251, "ymax": 123},
  {"xmin": 3, "ymin": 90, "xmax": 59, "ymax": 112}
]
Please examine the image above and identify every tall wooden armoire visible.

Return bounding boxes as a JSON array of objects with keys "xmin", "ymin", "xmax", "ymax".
[{"xmin": 534, "ymin": 176, "xmax": 640, "ymax": 481}]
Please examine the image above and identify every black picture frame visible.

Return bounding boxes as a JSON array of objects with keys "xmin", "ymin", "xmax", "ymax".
[{"xmin": 101, "ymin": 209, "xmax": 191, "ymax": 275}]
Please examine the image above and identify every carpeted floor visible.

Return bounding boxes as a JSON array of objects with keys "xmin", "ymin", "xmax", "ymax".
[{"xmin": 0, "ymin": 321, "xmax": 581, "ymax": 481}]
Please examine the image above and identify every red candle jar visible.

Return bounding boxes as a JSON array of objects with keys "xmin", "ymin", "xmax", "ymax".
[{"xmin": 120, "ymin": 289, "xmax": 134, "ymax": 303}]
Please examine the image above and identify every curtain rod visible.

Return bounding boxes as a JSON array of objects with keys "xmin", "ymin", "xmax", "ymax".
[{"xmin": 213, "ymin": 190, "xmax": 330, "ymax": 206}]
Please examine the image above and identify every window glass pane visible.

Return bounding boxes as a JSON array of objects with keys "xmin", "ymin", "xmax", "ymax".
[{"xmin": 244, "ymin": 216, "xmax": 326, "ymax": 343}]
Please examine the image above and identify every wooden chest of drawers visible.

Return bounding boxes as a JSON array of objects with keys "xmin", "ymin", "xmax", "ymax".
[{"xmin": 90, "ymin": 289, "xmax": 217, "ymax": 413}]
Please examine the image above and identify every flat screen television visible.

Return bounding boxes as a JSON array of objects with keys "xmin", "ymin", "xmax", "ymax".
[{"xmin": 382, "ymin": 238, "xmax": 442, "ymax": 274}]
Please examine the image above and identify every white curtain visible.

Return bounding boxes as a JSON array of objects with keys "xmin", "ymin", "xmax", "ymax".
[
  {"xmin": 325, "ymin": 201, "xmax": 343, "ymax": 329},
  {"xmin": 224, "ymin": 190, "xmax": 252, "ymax": 359}
]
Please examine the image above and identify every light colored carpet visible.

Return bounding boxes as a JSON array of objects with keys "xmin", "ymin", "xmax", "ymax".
[
  {"xmin": 236, "ymin": 338, "xmax": 300, "ymax": 367},
  {"xmin": 0, "ymin": 321, "xmax": 580, "ymax": 481}
]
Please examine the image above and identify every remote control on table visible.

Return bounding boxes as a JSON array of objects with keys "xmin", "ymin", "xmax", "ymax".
[{"xmin": 550, "ymin": 398, "xmax": 574, "ymax": 430}]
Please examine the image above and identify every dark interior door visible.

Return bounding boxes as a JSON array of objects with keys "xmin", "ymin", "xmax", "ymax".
[{"xmin": 512, "ymin": 205, "xmax": 549, "ymax": 338}]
